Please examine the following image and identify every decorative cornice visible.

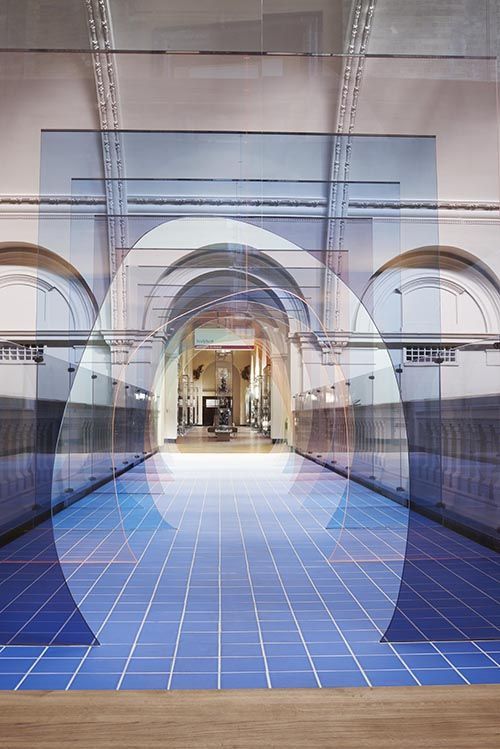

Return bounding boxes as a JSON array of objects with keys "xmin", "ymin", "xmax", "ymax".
[
  {"xmin": 0, "ymin": 195, "xmax": 106, "ymax": 206},
  {"xmin": 2, "ymin": 195, "xmax": 500, "ymax": 215},
  {"xmin": 129, "ymin": 196, "xmax": 326, "ymax": 208},
  {"xmin": 324, "ymin": 0, "xmax": 378, "ymax": 331},
  {"xmin": 0, "ymin": 195, "xmax": 327, "ymax": 210},
  {"xmin": 84, "ymin": 0, "xmax": 128, "ymax": 330},
  {"xmin": 2, "ymin": 195, "xmax": 499, "ymax": 212},
  {"xmin": 349, "ymin": 200, "xmax": 500, "ymax": 211}
]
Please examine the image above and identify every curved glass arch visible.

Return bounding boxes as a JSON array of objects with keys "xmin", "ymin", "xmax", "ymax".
[
  {"xmin": 48, "ymin": 216, "xmax": 411, "ymax": 644},
  {"xmin": 384, "ymin": 338, "xmax": 500, "ymax": 642},
  {"xmin": 0, "ymin": 340, "xmax": 98, "ymax": 645}
]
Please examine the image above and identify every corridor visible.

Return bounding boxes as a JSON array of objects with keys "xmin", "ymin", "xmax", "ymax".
[
  {"xmin": 175, "ymin": 426, "xmax": 276, "ymax": 453},
  {"xmin": 0, "ymin": 451, "xmax": 499, "ymax": 691}
]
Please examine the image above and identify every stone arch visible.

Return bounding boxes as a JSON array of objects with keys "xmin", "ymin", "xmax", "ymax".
[
  {"xmin": 0, "ymin": 243, "xmax": 99, "ymax": 333},
  {"xmin": 360, "ymin": 245, "xmax": 500, "ymax": 336},
  {"xmin": 142, "ymin": 243, "xmax": 310, "ymax": 333},
  {"xmin": 132, "ymin": 217, "xmax": 322, "ymax": 334}
]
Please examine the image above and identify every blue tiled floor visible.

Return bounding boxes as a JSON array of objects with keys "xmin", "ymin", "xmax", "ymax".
[{"xmin": 0, "ymin": 450, "xmax": 499, "ymax": 690}]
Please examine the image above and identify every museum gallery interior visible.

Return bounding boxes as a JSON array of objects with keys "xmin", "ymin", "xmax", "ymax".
[{"xmin": 0, "ymin": 1, "xmax": 498, "ymax": 746}]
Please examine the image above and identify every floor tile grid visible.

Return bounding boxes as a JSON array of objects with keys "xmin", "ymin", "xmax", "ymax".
[
  {"xmin": 295, "ymin": 476, "xmax": 500, "ymax": 680},
  {"xmin": 53, "ymin": 492, "xmax": 161, "ymax": 536},
  {"xmin": 0, "ymin": 484, "xmax": 124, "ymax": 564},
  {"xmin": 270, "ymin": 475, "xmax": 470, "ymax": 685},
  {"xmin": 234, "ymin": 474, "xmax": 324, "ymax": 688},
  {"xmin": 67, "ymin": 476, "xmax": 191, "ymax": 690},
  {"xmin": 147, "ymin": 477, "xmax": 205, "ymax": 690},
  {"xmin": 403, "ymin": 524, "xmax": 500, "ymax": 593},
  {"xmin": 0, "ymin": 483, "xmax": 142, "ymax": 652},
  {"xmin": 328, "ymin": 492, "xmax": 500, "ymax": 637},
  {"xmin": 266, "ymin": 478, "xmax": 421, "ymax": 657},
  {"xmin": 41, "ymin": 526, "xmax": 179, "ymax": 690},
  {"xmin": 370, "ymin": 514, "xmax": 500, "ymax": 638},
  {"xmin": 233, "ymin": 472, "xmax": 327, "ymax": 685},
  {"xmin": 168, "ymin": 476, "xmax": 228, "ymax": 691},
  {"xmin": 230, "ymin": 473, "xmax": 272, "ymax": 688},
  {"xmin": 54, "ymin": 495, "xmax": 167, "ymax": 564},
  {"xmin": 333, "ymin": 480, "xmax": 499, "ymax": 566},
  {"xmin": 4, "ymin": 470, "xmax": 181, "ymax": 686},
  {"xmin": 13, "ymin": 484, "xmax": 176, "ymax": 689},
  {"xmin": 299, "ymin": 478, "xmax": 466, "ymax": 603},
  {"xmin": 168, "ymin": 450, "xmax": 496, "ymax": 684},
  {"xmin": 333, "ymin": 502, "xmax": 500, "ymax": 639},
  {"xmin": 243, "ymin": 472, "xmax": 378, "ymax": 687},
  {"xmin": 165, "ymin": 474, "xmax": 272, "ymax": 691},
  {"xmin": 418, "ymin": 521, "xmax": 499, "ymax": 560},
  {"xmin": 136, "ymin": 452, "xmax": 492, "ymax": 688},
  {"xmin": 54, "ymin": 492, "xmax": 154, "ymax": 561},
  {"xmin": 217, "ymin": 474, "xmax": 222, "ymax": 688},
  {"xmin": 0, "ymin": 458, "xmax": 360, "ymax": 688},
  {"xmin": 299, "ymin": 470, "xmax": 500, "ymax": 628},
  {"xmin": 53, "ymin": 480, "xmax": 177, "ymax": 562},
  {"xmin": 0, "ymin": 453, "xmax": 498, "ymax": 691},
  {"xmin": 376, "ymin": 527, "xmax": 500, "ymax": 679},
  {"xmin": 143, "ymin": 479, "xmax": 219, "ymax": 688},
  {"xmin": 257, "ymin": 474, "xmax": 422, "ymax": 686}
]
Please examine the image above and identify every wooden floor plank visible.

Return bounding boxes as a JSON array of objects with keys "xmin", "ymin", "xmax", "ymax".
[{"xmin": 0, "ymin": 685, "xmax": 498, "ymax": 749}]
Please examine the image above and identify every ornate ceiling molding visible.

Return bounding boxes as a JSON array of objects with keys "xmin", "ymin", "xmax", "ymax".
[
  {"xmin": 324, "ymin": 0, "xmax": 378, "ymax": 331},
  {"xmin": 83, "ymin": 0, "xmax": 128, "ymax": 328},
  {"xmin": 0, "ymin": 195, "xmax": 106, "ymax": 206},
  {"xmin": 349, "ymin": 200, "xmax": 500, "ymax": 211},
  {"xmin": 2, "ymin": 195, "xmax": 499, "ymax": 214},
  {"xmin": 0, "ymin": 195, "xmax": 326, "ymax": 209}
]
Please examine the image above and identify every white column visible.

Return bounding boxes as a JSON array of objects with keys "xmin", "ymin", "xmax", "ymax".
[
  {"xmin": 289, "ymin": 338, "xmax": 302, "ymax": 398},
  {"xmin": 300, "ymin": 339, "xmax": 330, "ymax": 391},
  {"xmin": 159, "ymin": 353, "xmax": 178, "ymax": 443},
  {"xmin": 270, "ymin": 353, "xmax": 289, "ymax": 443}
]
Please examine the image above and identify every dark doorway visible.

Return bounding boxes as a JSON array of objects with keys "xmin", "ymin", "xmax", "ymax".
[
  {"xmin": 202, "ymin": 396, "xmax": 233, "ymax": 426},
  {"xmin": 202, "ymin": 397, "xmax": 217, "ymax": 426}
]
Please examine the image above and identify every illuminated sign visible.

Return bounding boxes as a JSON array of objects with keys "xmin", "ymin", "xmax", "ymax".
[{"xmin": 194, "ymin": 327, "xmax": 254, "ymax": 350}]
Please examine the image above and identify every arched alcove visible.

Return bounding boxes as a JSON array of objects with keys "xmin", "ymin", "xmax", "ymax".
[
  {"xmin": 142, "ymin": 244, "xmax": 310, "ymax": 333},
  {"xmin": 361, "ymin": 245, "xmax": 500, "ymax": 336},
  {"xmin": 132, "ymin": 216, "xmax": 323, "ymax": 335},
  {"xmin": 0, "ymin": 243, "xmax": 99, "ymax": 334}
]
